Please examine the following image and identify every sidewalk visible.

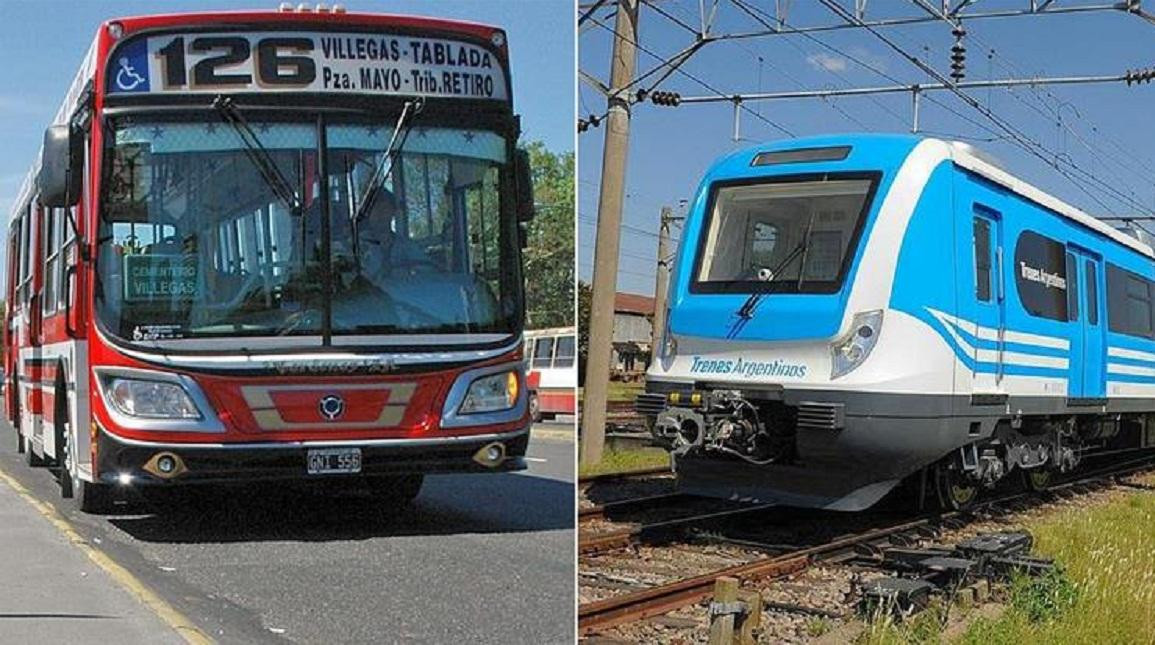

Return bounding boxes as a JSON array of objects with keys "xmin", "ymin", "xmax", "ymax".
[{"xmin": 0, "ymin": 475, "xmax": 185, "ymax": 644}]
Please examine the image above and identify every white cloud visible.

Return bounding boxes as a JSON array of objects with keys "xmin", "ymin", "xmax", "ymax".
[{"xmin": 807, "ymin": 53, "xmax": 848, "ymax": 73}]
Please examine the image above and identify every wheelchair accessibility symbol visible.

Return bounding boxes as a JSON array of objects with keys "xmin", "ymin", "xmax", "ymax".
[{"xmin": 115, "ymin": 56, "xmax": 147, "ymax": 91}]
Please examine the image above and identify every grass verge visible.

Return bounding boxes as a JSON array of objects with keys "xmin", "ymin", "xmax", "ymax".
[
  {"xmin": 858, "ymin": 473, "xmax": 1155, "ymax": 644},
  {"xmin": 578, "ymin": 446, "xmax": 670, "ymax": 479}
]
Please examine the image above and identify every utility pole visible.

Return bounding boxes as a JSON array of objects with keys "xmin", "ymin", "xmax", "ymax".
[
  {"xmin": 650, "ymin": 206, "xmax": 673, "ymax": 362},
  {"xmin": 581, "ymin": 0, "xmax": 638, "ymax": 465}
]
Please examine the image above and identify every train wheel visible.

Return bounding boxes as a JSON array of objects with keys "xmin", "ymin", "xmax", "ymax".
[
  {"xmin": 529, "ymin": 393, "xmax": 541, "ymax": 423},
  {"xmin": 1022, "ymin": 468, "xmax": 1052, "ymax": 492},
  {"xmin": 935, "ymin": 464, "xmax": 978, "ymax": 510}
]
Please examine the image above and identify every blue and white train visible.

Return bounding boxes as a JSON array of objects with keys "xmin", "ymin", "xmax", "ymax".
[{"xmin": 637, "ymin": 134, "xmax": 1155, "ymax": 511}]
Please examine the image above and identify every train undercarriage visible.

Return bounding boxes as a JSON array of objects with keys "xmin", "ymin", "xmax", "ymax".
[{"xmin": 642, "ymin": 388, "xmax": 1155, "ymax": 510}]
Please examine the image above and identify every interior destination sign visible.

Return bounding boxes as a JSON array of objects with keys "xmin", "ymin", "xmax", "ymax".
[{"xmin": 108, "ymin": 31, "xmax": 508, "ymax": 100}]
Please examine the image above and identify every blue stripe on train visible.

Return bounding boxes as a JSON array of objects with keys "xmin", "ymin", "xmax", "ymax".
[
  {"xmin": 917, "ymin": 310, "xmax": 1069, "ymax": 380},
  {"xmin": 943, "ymin": 319, "xmax": 1069, "ymax": 359}
]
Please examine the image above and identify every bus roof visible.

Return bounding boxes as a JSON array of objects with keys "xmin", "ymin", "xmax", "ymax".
[{"xmin": 7, "ymin": 8, "xmax": 510, "ymax": 226}]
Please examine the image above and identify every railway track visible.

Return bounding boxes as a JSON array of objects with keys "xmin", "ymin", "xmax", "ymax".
[{"xmin": 578, "ymin": 454, "xmax": 1155, "ymax": 636}]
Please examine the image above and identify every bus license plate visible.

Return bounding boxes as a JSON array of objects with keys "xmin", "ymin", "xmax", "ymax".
[{"xmin": 306, "ymin": 448, "xmax": 362, "ymax": 475}]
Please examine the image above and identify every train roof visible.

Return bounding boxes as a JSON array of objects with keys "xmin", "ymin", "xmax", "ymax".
[{"xmin": 716, "ymin": 134, "xmax": 1154, "ymax": 260}]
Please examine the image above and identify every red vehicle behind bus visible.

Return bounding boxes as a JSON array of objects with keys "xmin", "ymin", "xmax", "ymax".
[
  {"xmin": 4, "ymin": 6, "xmax": 536, "ymax": 512},
  {"xmin": 525, "ymin": 327, "xmax": 576, "ymax": 421}
]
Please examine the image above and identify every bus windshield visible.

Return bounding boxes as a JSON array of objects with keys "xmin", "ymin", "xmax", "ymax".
[{"xmin": 96, "ymin": 115, "xmax": 520, "ymax": 344}]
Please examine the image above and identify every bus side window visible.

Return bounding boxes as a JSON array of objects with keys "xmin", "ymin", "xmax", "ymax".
[
  {"xmin": 553, "ymin": 335, "xmax": 575, "ymax": 368},
  {"xmin": 532, "ymin": 337, "xmax": 554, "ymax": 369}
]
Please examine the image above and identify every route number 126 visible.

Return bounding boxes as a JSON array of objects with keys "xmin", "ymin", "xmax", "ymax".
[{"xmin": 157, "ymin": 36, "xmax": 318, "ymax": 88}]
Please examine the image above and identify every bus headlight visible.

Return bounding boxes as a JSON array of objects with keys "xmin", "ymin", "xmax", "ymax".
[
  {"xmin": 104, "ymin": 378, "xmax": 202, "ymax": 419},
  {"xmin": 459, "ymin": 370, "xmax": 519, "ymax": 414},
  {"xmin": 831, "ymin": 310, "xmax": 883, "ymax": 379}
]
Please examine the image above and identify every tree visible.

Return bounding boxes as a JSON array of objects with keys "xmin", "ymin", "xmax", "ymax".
[
  {"xmin": 522, "ymin": 141, "xmax": 574, "ymax": 329},
  {"xmin": 577, "ymin": 281, "xmax": 591, "ymax": 385}
]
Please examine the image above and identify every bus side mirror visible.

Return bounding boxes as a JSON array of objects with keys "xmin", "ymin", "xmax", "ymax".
[
  {"xmin": 38, "ymin": 124, "xmax": 82, "ymax": 208},
  {"xmin": 514, "ymin": 148, "xmax": 535, "ymax": 222}
]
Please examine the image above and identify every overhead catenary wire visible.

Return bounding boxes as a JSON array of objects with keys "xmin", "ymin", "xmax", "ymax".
[{"xmin": 812, "ymin": 0, "xmax": 1155, "ymax": 217}]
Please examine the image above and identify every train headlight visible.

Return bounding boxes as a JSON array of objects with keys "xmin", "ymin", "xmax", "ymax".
[
  {"xmin": 103, "ymin": 377, "xmax": 201, "ymax": 419},
  {"xmin": 830, "ymin": 310, "xmax": 883, "ymax": 379},
  {"xmin": 459, "ymin": 370, "xmax": 519, "ymax": 414}
]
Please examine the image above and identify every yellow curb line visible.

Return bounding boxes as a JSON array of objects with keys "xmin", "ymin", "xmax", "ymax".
[
  {"xmin": 530, "ymin": 428, "xmax": 575, "ymax": 441},
  {"xmin": 0, "ymin": 467, "xmax": 214, "ymax": 645}
]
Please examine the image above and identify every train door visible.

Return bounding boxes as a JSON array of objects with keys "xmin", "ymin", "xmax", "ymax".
[
  {"xmin": 1067, "ymin": 248, "xmax": 1105, "ymax": 399},
  {"xmin": 972, "ymin": 207, "xmax": 1004, "ymax": 391}
]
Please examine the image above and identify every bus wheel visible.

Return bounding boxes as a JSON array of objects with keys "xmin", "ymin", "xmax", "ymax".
[
  {"xmin": 529, "ymin": 393, "xmax": 541, "ymax": 423},
  {"xmin": 367, "ymin": 474, "xmax": 424, "ymax": 507},
  {"xmin": 57, "ymin": 389, "xmax": 113, "ymax": 514},
  {"xmin": 26, "ymin": 434, "xmax": 46, "ymax": 467}
]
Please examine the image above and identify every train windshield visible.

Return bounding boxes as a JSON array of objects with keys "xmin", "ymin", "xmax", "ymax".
[
  {"xmin": 694, "ymin": 177, "xmax": 876, "ymax": 294},
  {"xmin": 96, "ymin": 115, "xmax": 520, "ymax": 345}
]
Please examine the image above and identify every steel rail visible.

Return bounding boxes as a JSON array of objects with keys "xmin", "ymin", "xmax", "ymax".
[{"xmin": 578, "ymin": 454, "xmax": 1155, "ymax": 634}]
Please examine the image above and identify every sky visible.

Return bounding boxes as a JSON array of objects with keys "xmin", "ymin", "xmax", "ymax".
[
  {"xmin": 579, "ymin": 2, "xmax": 1155, "ymax": 295},
  {"xmin": 0, "ymin": 0, "xmax": 574, "ymax": 282}
]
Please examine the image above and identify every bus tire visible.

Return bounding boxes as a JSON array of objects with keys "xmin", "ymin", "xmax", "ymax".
[
  {"xmin": 56, "ymin": 379, "xmax": 114, "ymax": 514},
  {"xmin": 367, "ymin": 474, "xmax": 424, "ymax": 506},
  {"xmin": 26, "ymin": 435, "xmax": 46, "ymax": 467}
]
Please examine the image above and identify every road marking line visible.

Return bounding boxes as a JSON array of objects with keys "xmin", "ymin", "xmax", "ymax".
[
  {"xmin": 524, "ymin": 457, "xmax": 547, "ymax": 463},
  {"xmin": 530, "ymin": 428, "xmax": 574, "ymax": 441},
  {"xmin": 0, "ymin": 467, "xmax": 214, "ymax": 645}
]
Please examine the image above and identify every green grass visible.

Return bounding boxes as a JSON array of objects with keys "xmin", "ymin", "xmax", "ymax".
[
  {"xmin": 577, "ymin": 381, "xmax": 645, "ymax": 404},
  {"xmin": 578, "ymin": 446, "xmax": 670, "ymax": 478},
  {"xmin": 859, "ymin": 474, "xmax": 1155, "ymax": 645}
]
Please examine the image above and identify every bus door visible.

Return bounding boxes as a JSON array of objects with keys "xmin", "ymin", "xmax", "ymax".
[
  {"xmin": 971, "ymin": 207, "xmax": 1005, "ymax": 392},
  {"xmin": 25, "ymin": 205, "xmax": 46, "ymax": 455},
  {"xmin": 1067, "ymin": 248, "xmax": 1105, "ymax": 399}
]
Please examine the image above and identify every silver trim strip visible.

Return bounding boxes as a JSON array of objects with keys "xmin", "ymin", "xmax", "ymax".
[
  {"xmin": 101, "ymin": 426, "xmax": 529, "ymax": 450},
  {"xmin": 97, "ymin": 327, "xmax": 522, "ymax": 372}
]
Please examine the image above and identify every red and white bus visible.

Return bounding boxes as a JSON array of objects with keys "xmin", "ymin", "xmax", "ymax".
[
  {"xmin": 524, "ymin": 327, "xmax": 576, "ymax": 421},
  {"xmin": 3, "ymin": 6, "xmax": 537, "ymax": 512}
]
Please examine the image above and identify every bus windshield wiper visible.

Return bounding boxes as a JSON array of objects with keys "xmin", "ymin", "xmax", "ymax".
[
  {"xmin": 212, "ymin": 96, "xmax": 301, "ymax": 215},
  {"xmin": 352, "ymin": 96, "xmax": 425, "ymax": 223},
  {"xmin": 729, "ymin": 212, "xmax": 817, "ymax": 335}
]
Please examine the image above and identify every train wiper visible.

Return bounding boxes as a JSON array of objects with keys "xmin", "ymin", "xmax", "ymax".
[
  {"xmin": 731, "ymin": 212, "xmax": 816, "ymax": 326},
  {"xmin": 352, "ymin": 96, "xmax": 425, "ymax": 224},
  {"xmin": 213, "ymin": 96, "xmax": 301, "ymax": 215}
]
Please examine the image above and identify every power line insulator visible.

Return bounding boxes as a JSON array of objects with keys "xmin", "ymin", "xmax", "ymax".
[
  {"xmin": 1126, "ymin": 67, "xmax": 1155, "ymax": 86},
  {"xmin": 650, "ymin": 91, "xmax": 682, "ymax": 107},
  {"xmin": 635, "ymin": 88, "xmax": 649, "ymax": 103},
  {"xmin": 949, "ymin": 23, "xmax": 967, "ymax": 82},
  {"xmin": 578, "ymin": 119, "xmax": 589, "ymax": 133}
]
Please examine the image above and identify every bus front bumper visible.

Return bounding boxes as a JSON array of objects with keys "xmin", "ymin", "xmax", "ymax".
[{"xmin": 94, "ymin": 426, "xmax": 530, "ymax": 486}]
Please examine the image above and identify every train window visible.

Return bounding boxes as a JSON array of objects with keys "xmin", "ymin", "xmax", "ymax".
[
  {"xmin": 694, "ymin": 176, "xmax": 877, "ymax": 294},
  {"xmin": 973, "ymin": 217, "xmax": 991, "ymax": 302},
  {"xmin": 1065, "ymin": 253, "xmax": 1078, "ymax": 322},
  {"xmin": 1107, "ymin": 264, "xmax": 1155, "ymax": 339},
  {"xmin": 532, "ymin": 337, "xmax": 554, "ymax": 368},
  {"xmin": 1086, "ymin": 261, "xmax": 1098, "ymax": 325},
  {"xmin": 554, "ymin": 335, "xmax": 575, "ymax": 368},
  {"xmin": 1013, "ymin": 231, "xmax": 1068, "ymax": 322}
]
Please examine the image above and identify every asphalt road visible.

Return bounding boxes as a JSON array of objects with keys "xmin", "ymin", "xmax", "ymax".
[{"xmin": 0, "ymin": 422, "xmax": 575, "ymax": 644}]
